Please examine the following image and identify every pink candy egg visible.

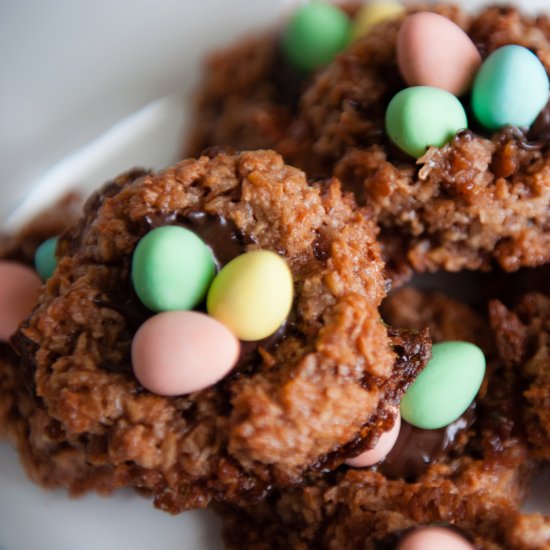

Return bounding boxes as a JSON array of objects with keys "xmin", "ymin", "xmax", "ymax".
[
  {"xmin": 398, "ymin": 526, "xmax": 474, "ymax": 550},
  {"xmin": 345, "ymin": 409, "xmax": 401, "ymax": 468},
  {"xmin": 397, "ymin": 12, "xmax": 482, "ymax": 96},
  {"xmin": 131, "ymin": 310, "xmax": 240, "ymax": 396},
  {"xmin": 0, "ymin": 261, "xmax": 41, "ymax": 341}
]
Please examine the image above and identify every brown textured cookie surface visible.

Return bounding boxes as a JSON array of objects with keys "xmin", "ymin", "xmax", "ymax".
[
  {"xmin": 0, "ymin": 343, "xmax": 20, "ymax": 440},
  {"xmin": 490, "ymin": 292, "xmax": 550, "ymax": 461},
  {"xmin": 0, "ymin": 194, "xmax": 81, "ymax": 430},
  {"xmin": 220, "ymin": 287, "xmax": 539, "ymax": 549},
  {"xmin": 12, "ymin": 150, "xmax": 430, "ymax": 512},
  {"xmin": 188, "ymin": 4, "xmax": 550, "ymax": 273},
  {"xmin": 221, "ymin": 470, "xmax": 549, "ymax": 550}
]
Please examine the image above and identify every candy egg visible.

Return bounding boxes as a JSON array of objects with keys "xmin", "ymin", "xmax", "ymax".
[
  {"xmin": 0, "ymin": 261, "xmax": 41, "ymax": 341},
  {"xmin": 345, "ymin": 409, "xmax": 401, "ymax": 468},
  {"xmin": 398, "ymin": 526, "xmax": 474, "ymax": 550},
  {"xmin": 397, "ymin": 12, "xmax": 481, "ymax": 96},
  {"xmin": 207, "ymin": 250, "xmax": 293, "ymax": 341},
  {"xmin": 131, "ymin": 310, "xmax": 240, "ymax": 396},
  {"xmin": 400, "ymin": 341, "xmax": 485, "ymax": 430},
  {"xmin": 385, "ymin": 86, "xmax": 468, "ymax": 158},
  {"xmin": 352, "ymin": 1, "xmax": 405, "ymax": 41},
  {"xmin": 131, "ymin": 226, "xmax": 216, "ymax": 312},
  {"xmin": 281, "ymin": 1, "xmax": 351, "ymax": 72},
  {"xmin": 472, "ymin": 45, "xmax": 550, "ymax": 130},
  {"xmin": 34, "ymin": 236, "xmax": 59, "ymax": 281}
]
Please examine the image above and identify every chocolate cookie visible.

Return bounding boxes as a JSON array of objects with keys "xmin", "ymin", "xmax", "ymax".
[
  {"xmin": 0, "ymin": 195, "xmax": 82, "ymax": 482},
  {"xmin": 219, "ymin": 288, "xmax": 540, "ymax": 549},
  {"xmin": 221, "ymin": 470, "xmax": 549, "ymax": 550},
  {"xmin": 490, "ymin": 292, "xmax": 550, "ymax": 462},
  {"xmin": 187, "ymin": 4, "xmax": 550, "ymax": 273},
  {"xmin": 11, "ymin": 150, "xmax": 430, "ymax": 512}
]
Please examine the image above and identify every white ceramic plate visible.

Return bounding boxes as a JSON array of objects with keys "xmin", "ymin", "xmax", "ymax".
[{"xmin": 1, "ymin": 1, "xmax": 549, "ymax": 549}]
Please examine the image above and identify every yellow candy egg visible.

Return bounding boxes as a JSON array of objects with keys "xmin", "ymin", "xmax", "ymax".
[
  {"xmin": 352, "ymin": 0, "xmax": 405, "ymax": 41},
  {"xmin": 206, "ymin": 250, "xmax": 293, "ymax": 341}
]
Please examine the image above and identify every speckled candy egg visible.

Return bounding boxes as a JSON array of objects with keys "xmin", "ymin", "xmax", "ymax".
[
  {"xmin": 0, "ymin": 261, "xmax": 42, "ymax": 341},
  {"xmin": 397, "ymin": 12, "xmax": 482, "ymax": 96},
  {"xmin": 131, "ymin": 310, "xmax": 240, "ymax": 396},
  {"xmin": 472, "ymin": 44, "xmax": 550, "ymax": 130}
]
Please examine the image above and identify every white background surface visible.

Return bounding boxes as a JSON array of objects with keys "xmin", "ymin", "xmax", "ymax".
[{"xmin": 1, "ymin": 1, "xmax": 550, "ymax": 549}]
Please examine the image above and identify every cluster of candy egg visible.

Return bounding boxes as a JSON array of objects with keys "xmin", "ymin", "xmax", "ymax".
[
  {"xmin": 345, "ymin": 341, "xmax": 485, "ymax": 469},
  {"xmin": 281, "ymin": 0, "xmax": 405, "ymax": 72},
  {"xmin": 0, "ymin": 236, "xmax": 58, "ymax": 342},
  {"xmin": 130, "ymin": 226, "xmax": 293, "ymax": 396},
  {"xmin": 281, "ymin": 1, "xmax": 550, "ymax": 158},
  {"xmin": 388, "ymin": 10, "xmax": 550, "ymax": 157}
]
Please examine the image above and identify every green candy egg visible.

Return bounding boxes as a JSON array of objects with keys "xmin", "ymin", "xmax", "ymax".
[
  {"xmin": 34, "ymin": 236, "xmax": 59, "ymax": 281},
  {"xmin": 472, "ymin": 45, "xmax": 550, "ymax": 130},
  {"xmin": 400, "ymin": 341, "xmax": 485, "ymax": 430},
  {"xmin": 385, "ymin": 86, "xmax": 468, "ymax": 158},
  {"xmin": 281, "ymin": 1, "xmax": 351, "ymax": 72},
  {"xmin": 131, "ymin": 226, "xmax": 216, "ymax": 312}
]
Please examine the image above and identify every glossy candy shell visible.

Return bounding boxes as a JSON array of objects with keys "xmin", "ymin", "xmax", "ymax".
[
  {"xmin": 472, "ymin": 45, "xmax": 550, "ymax": 130},
  {"xmin": 131, "ymin": 226, "xmax": 216, "ymax": 312},
  {"xmin": 131, "ymin": 310, "xmax": 240, "ymax": 396},
  {"xmin": 397, "ymin": 12, "xmax": 481, "ymax": 96},
  {"xmin": 398, "ymin": 526, "xmax": 474, "ymax": 550},
  {"xmin": 281, "ymin": 1, "xmax": 351, "ymax": 72},
  {"xmin": 207, "ymin": 250, "xmax": 293, "ymax": 341},
  {"xmin": 385, "ymin": 86, "xmax": 468, "ymax": 158},
  {"xmin": 400, "ymin": 341, "xmax": 485, "ymax": 430},
  {"xmin": 0, "ymin": 261, "xmax": 41, "ymax": 341},
  {"xmin": 351, "ymin": 1, "xmax": 405, "ymax": 41},
  {"xmin": 34, "ymin": 236, "xmax": 58, "ymax": 281},
  {"xmin": 345, "ymin": 409, "xmax": 401, "ymax": 467}
]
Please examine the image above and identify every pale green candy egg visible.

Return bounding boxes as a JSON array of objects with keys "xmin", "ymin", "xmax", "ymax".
[
  {"xmin": 472, "ymin": 45, "xmax": 550, "ymax": 130},
  {"xmin": 281, "ymin": 1, "xmax": 352, "ymax": 72},
  {"xmin": 131, "ymin": 226, "xmax": 216, "ymax": 312},
  {"xmin": 206, "ymin": 250, "xmax": 293, "ymax": 341},
  {"xmin": 400, "ymin": 341, "xmax": 485, "ymax": 430},
  {"xmin": 385, "ymin": 86, "xmax": 468, "ymax": 158}
]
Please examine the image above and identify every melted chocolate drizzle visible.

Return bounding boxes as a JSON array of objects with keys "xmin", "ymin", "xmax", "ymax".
[
  {"xmin": 528, "ymin": 98, "xmax": 550, "ymax": 142},
  {"xmin": 234, "ymin": 322, "xmax": 288, "ymax": 376},
  {"xmin": 376, "ymin": 404, "xmax": 476, "ymax": 481},
  {"xmin": 142, "ymin": 210, "xmax": 247, "ymax": 269},
  {"xmin": 182, "ymin": 211, "xmax": 247, "ymax": 269}
]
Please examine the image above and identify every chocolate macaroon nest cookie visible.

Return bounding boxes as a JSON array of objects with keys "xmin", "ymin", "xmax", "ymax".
[
  {"xmin": 12, "ymin": 149, "xmax": 430, "ymax": 512},
  {"xmin": 187, "ymin": 4, "xmax": 550, "ymax": 275},
  {"xmin": 220, "ymin": 287, "xmax": 545, "ymax": 550},
  {"xmin": 490, "ymin": 291, "xmax": 550, "ymax": 463}
]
